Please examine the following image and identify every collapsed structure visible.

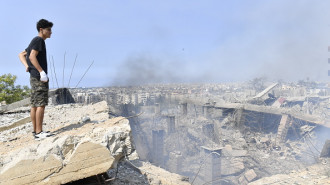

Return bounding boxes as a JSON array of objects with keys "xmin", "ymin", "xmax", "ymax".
[
  {"xmin": 0, "ymin": 81, "xmax": 329, "ymax": 185},
  {"xmin": 88, "ymin": 81, "xmax": 328, "ymax": 185},
  {"xmin": 0, "ymin": 91, "xmax": 190, "ymax": 185}
]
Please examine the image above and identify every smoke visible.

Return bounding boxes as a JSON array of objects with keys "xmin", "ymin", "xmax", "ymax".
[
  {"xmin": 112, "ymin": 54, "xmax": 183, "ymax": 86},
  {"xmin": 203, "ymin": 1, "xmax": 330, "ymax": 83},
  {"xmin": 111, "ymin": 52, "xmax": 224, "ymax": 86},
  {"xmin": 315, "ymin": 126, "xmax": 330, "ymax": 149},
  {"xmin": 111, "ymin": 1, "xmax": 330, "ymax": 86}
]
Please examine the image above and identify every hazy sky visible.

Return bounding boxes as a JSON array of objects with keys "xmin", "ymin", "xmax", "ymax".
[{"xmin": 0, "ymin": 0, "xmax": 329, "ymax": 88}]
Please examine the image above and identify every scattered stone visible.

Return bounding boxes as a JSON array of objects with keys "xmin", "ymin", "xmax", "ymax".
[
  {"xmin": 231, "ymin": 150, "xmax": 248, "ymax": 157},
  {"xmin": 244, "ymin": 169, "xmax": 257, "ymax": 182},
  {"xmin": 249, "ymin": 137, "xmax": 257, "ymax": 143},
  {"xmin": 238, "ymin": 175, "xmax": 249, "ymax": 185},
  {"xmin": 0, "ymin": 101, "xmax": 190, "ymax": 185},
  {"xmin": 260, "ymin": 137, "xmax": 269, "ymax": 143},
  {"xmin": 81, "ymin": 116, "xmax": 91, "ymax": 124},
  {"xmin": 0, "ymin": 117, "xmax": 131, "ymax": 185},
  {"xmin": 221, "ymin": 158, "xmax": 245, "ymax": 176},
  {"xmin": 249, "ymin": 159, "xmax": 330, "ymax": 185},
  {"xmin": 224, "ymin": 144, "xmax": 233, "ymax": 151}
]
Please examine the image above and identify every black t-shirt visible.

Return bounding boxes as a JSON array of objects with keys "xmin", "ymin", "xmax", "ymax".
[{"xmin": 25, "ymin": 36, "xmax": 47, "ymax": 78}]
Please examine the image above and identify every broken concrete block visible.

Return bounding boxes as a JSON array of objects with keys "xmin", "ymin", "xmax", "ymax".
[
  {"xmin": 235, "ymin": 137, "xmax": 248, "ymax": 149},
  {"xmin": 224, "ymin": 144, "xmax": 233, "ymax": 151},
  {"xmin": 221, "ymin": 158, "xmax": 245, "ymax": 176},
  {"xmin": 238, "ymin": 169, "xmax": 257, "ymax": 185},
  {"xmin": 260, "ymin": 137, "xmax": 269, "ymax": 143},
  {"xmin": 222, "ymin": 145, "xmax": 233, "ymax": 156},
  {"xmin": 0, "ymin": 155, "xmax": 62, "ymax": 185},
  {"xmin": 238, "ymin": 175, "xmax": 249, "ymax": 185},
  {"xmin": 231, "ymin": 150, "xmax": 248, "ymax": 157},
  {"xmin": 45, "ymin": 141, "xmax": 114, "ymax": 185},
  {"xmin": 81, "ymin": 116, "xmax": 91, "ymax": 124},
  {"xmin": 0, "ymin": 117, "xmax": 132, "ymax": 185},
  {"xmin": 137, "ymin": 160, "xmax": 190, "ymax": 185},
  {"xmin": 222, "ymin": 144, "xmax": 247, "ymax": 157},
  {"xmin": 244, "ymin": 169, "xmax": 257, "ymax": 182}
]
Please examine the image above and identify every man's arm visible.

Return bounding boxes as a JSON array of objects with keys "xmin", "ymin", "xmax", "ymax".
[
  {"xmin": 18, "ymin": 50, "xmax": 29, "ymax": 72},
  {"xmin": 29, "ymin": 49, "xmax": 43, "ymax": 72},
  {"xmin": 29, "ymin": 49, "xmax": 48, "ymax": 82}
]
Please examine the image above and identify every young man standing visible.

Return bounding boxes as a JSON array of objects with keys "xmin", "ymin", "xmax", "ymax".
[{"xmin": 18, "ymin": 19, "xmax": 53, "ymax": 140}]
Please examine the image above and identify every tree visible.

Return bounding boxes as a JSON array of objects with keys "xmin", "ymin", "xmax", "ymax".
[{"xmin": 0, "ymin": 74, "xmax": 30, "ymax": 104}]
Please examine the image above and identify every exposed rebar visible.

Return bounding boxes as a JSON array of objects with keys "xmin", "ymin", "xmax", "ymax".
[
  {"xmin": 48, "ymin": 55, "xmax": 54, "ymax": 89},
  {"xmin": 52, "ymin": 56, "xmax": 59, "ymax": 89},
  {"xmin": 68, "ymin": 54, "xmax": 78, "ymax": 87},
  {"xmin": 75, "ymin": 60, "xmax": 94, "ymax": 88},
  {"xmin": 191, "ymin": 151, "xmax": 221, "ymax": 185},
  {"xmin": 62, "ymin": 51, "xmax": 66, "ymax": 88}
]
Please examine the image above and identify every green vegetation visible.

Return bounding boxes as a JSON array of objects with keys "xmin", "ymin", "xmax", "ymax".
[{"xmin": 0, "ymin": 74, "xmax": 30, "ymax": 104}]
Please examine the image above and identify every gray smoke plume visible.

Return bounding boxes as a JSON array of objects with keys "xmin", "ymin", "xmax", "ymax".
[
  {"xmin": 111, "ymin": 1, "xmax": 330, "ymax": 86},
  {"xmin": 112, "ymin": 54, "xmax": 183, "ymax": 86}
]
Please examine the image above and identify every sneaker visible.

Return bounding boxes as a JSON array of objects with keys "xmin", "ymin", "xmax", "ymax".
[
  {"xmin": 32, "ymin": 130, "xmax": 50, "ymax": 135},
  {"xmin": 34, "ymin": 131, "xmax": 52, "ymax": 140},
  {"xmin": 33, "ymin": 131, "xmax": 51, "ymax": 139}
]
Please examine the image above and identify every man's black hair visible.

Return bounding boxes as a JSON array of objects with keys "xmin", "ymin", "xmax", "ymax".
[{"xmin": 36, "ymin": 19, "xmax": 53, "ymax": 32}]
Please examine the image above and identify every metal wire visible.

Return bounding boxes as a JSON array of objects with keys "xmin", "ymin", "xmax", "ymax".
[
  {"xmin": 75, "ymin": 60, "xmax": 94, "ymax": 88},
  {"xmin": 290, "ymin": 119, "xmax": 320, "ymax": 161},
  {"xmin": 48, "ymin": 55, "xmax": 54, "ymax": 89},
  {"xmin": 191, "ymin": 151, "xmax": 221, "ymax": 185},
  {"xmin": 62, "ymin": 51, "xmax": 66, "ymax": 88},
  {"xmin": 68, "ymin": 54, "xmax": 78, "ymax": 87},
  {"xmin": 51, "ymin": 56, "xmax": 59, "ymax": 89}
]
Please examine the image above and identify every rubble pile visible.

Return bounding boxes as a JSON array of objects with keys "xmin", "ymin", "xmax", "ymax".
[
  {"xmin": 95, "ymin": 82, "xmax": 329, "ymax": 184},
  {"xmin": 0, "ymin": 101, "xmax": 109, "ymax": 142},
  {"xmin": 250, "ymin": 158, "xmax": 330, "ymax": 185},
  {"xmin": 131, "ymin": 110, "xmax": 326, "ymax": 184},
  {"xmin": 0, "ymin": 81, "xmax": 329, "ymax": 185},
  {"xmin": 0, "ymin": 107, "xmax": 30, "ymax": 129},
  {"xmin": 0, "ymin": 101, "xmax": 190, "ymax": 185}
]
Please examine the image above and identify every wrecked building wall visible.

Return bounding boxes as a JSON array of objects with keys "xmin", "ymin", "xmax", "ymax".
[
  {"xmin": 106, "ymin": 100, "xmax": 322, "ymax": 184},
  {"xmin": 98, "ymin": 84, "xmax": 329, "ymax": 184}
]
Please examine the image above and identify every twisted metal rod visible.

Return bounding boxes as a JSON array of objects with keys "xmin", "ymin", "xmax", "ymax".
[
  {"xmin": 75, "ymin": 60, "xmax": 94, "ymax": 88},
  {"xmin": 191, "ymin": 151, "xmax": 221, "ymax": 185},
  {"xmin": 68, "ymin": 54, "xmax": 78, "ymax": 87},
  {"xmin": 62, "ymin": 51, "xmax": 66, "ymax": 88},
  {"xmin": 51, "ymin": 56, "xmax": 59, "ymax": 89},
  {"xmin": 48, "ymin": 55, "xmax": 54, "ymax": 89}
]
